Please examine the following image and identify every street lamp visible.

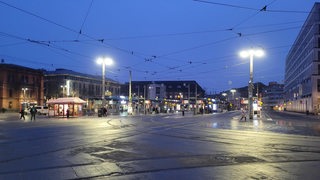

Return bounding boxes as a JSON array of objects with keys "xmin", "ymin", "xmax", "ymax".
[
  {"xmin": 22, "ymin": 88, "xmax": 28, "ymax": 102},
  {"xmin": 239, "ymin": 48, "xmax": 264, "ymax": 119},
  {"xmin": 97, "ymin": 57, "xmax": 113, "ymax": 107},
  {"xmin": 230, "ymin": 89, "xmax": 236, "ymax": 100},
  {"xmin": 230, "ymin": 89, "xmax": 236, "ymax": 110},
  {"xmin": 21, "ymin": 88, "xmax": 28, "ymax": 110},
  {"xmin": 183, "ymin": 83, "xmax": 190, "ymax": 110},
  {"xmin": 60, "ymin": 85, "xmax": 66, "ymax": 97}
]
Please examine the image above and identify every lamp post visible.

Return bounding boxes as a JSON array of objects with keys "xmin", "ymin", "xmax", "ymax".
[
  {"xmin": 230, "ymin": 89, "xmax": 236, "ymax": 100},
  {"xmin": 22, "ymin": 87, "xmax": 28, "ymax": 103},
  {"xmin": 230, "ymin": 89, "xmax": 236, "ymax": 110},
  {"xmin": 21, "ymin": 88, "xmax": 28, "ymax": 110},
  {"xmin": 183, "ymin": 83, "xmax": 190, "ymax": 111},
  {"xmin": 97, "ymin": 57, "xmax": 113, "ymax": 107},
  {"xmin": 60, "ymin": 85, "xmax": 66, "ymax": 97},
  {"xmin": 240, "ymin": 49, "xmax": 264, "ymax": 119}
]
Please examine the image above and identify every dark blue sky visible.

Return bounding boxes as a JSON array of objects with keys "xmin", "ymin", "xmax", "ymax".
[{"xmin": 0, "ymin": 0, "xmax": 317, "ymax": 93}]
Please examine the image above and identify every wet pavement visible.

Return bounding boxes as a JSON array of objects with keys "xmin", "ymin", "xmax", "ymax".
[{"xmin": 0, "ymin": 110, "xmax": 320, "ymax": 179}]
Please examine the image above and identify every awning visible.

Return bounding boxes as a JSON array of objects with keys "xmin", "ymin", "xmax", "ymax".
[{"xmin": 47, "ymin": 97, "xmax": 86, "ymax": 104}]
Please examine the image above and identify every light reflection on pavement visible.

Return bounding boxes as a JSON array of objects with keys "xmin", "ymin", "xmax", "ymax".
[
  {"xmin": 203, "ymin": 110, "xmax": 320, "ymax": 136},
  {"xmin": 0, "ymin": 110, "xmax": 320, "ymax": 179}
]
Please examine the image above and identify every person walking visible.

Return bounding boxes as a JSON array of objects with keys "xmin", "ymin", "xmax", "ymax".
[
  {"xmin": 19, "ymin": 109, "xmax": 25, "ymax": 120},
  {"xmin": 240, "ymin": 108, "xmax": 246, "ymax": 121},
  {"xmin": 30, "ymin": 106, "xmax": 37, "ymax": 121},
  {"xmin": 66, "ymin": 109, "xmax": 70, "ymax": 118},
  {"xmin": 181, "ymin": 105, "xmax": 185, "ymax": 116},
  {"xmin": 103, "ymin": 107, "xmax": 107, "ymax": 117}
]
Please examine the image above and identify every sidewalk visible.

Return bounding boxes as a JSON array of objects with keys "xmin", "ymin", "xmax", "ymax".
[{"xmin": 264, "ymin": 110, "xmax": 320, "ymax": 121}]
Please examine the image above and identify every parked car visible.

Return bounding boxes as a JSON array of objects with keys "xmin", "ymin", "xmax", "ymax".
[{"xmin": 35, "ymin": 106, "xmax": 49, "ymax": 115}]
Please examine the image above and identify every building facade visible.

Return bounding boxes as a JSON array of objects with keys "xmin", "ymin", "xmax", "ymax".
[
  {"xmin": 284, "ymin": 3, "xmax": 320, "ymax": 113},
  {"xmin": 262, "ymin": 82, "xmax": 284, "ymax": 110},
  {"xmin": 120, "ymin": 80, "xmax": 205, "ymax": 113},
  {"xmin": 44, "ymin": 68, "xmax": 121, "ymax": 102},
  {"xmin": 122, "ymin": 80, "xmax": 205, "ymax": 101},
  {"xmin": 0, "ymin": 63, "xmax": 44, "ymax": 111}
]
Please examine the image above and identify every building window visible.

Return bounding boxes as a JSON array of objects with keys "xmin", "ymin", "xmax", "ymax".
[
  {"xmin": 9, "ymin": 101, "xmax": 12, "ymax": 109},
  {"xmin": 156, "ymin": 87, "xmax": 160, "ymax": 94},
  {"xmin": 318, "ymin": 79, "xmax": 320, "ymax": 92},
  {"xmin": 9, "ymin": 89, "xmax": 13, "ymax": 97}
]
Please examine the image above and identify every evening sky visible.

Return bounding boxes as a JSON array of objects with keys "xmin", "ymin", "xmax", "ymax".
[{"xmin": 0, "ymin": 0, "xmax": 318, "ymax": 93}]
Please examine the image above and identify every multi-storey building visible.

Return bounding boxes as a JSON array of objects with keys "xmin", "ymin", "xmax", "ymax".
[
  {"xmin": 121, "ymin": 80, "xmax": 205, "ymax": 101},
  {"xmin": 284, "ymin": 3, "xmax": 320, "ymax": 113},
  {"xmin": 0, "ymin": 63, "xmax": 44, "ymax": 111},
  {"xmin": 44, "ymin": 68, "xmax": 121, "ymax": 101},
  {"xmin": 262, "ymin": 82, "xmax": 284, "ymax": 110},
  {"xmin": 121, "ymin": 80, "xmax": 205, "ymax": 113}
]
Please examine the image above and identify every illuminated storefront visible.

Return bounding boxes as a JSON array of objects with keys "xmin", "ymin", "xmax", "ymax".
[{"xmin": 47, "ymin": 97, "xmax": 86, "ymax": 117}]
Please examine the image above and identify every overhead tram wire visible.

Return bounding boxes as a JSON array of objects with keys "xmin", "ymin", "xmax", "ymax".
[
  {"xmin": 0, "ymin": 20, "xmax": 308, "ymax": 80},
  {"xmin": 0, "ymin": 0, "xmax": 305, "ymax": 61},
  {"xmin": 193, "ymin": 0, "xmax": 257, "ymax": 11},
  {"xmin": 2, "ymin": 0, "xmax": 299, "ymax": 68},
  {"xmin": 193, "ymin": 0, "xmax": 309, "ymax": 14},
  {"xmin": 0, "ymin": 1, "xmax": 156, "ymax": 74},
  {"xmin": 0, "ymin": 42, "xmax": 28, "ymax": 47},
  {"xmin": 77, "ymin": 0, "xmax": 94, "ymax": 39},
  {"xmin": 0, "ymin": 1, "xmax": 311, "ymax": 81},
  {"xmin": 110, "ymin": 22, "xmax": 309, "ymax": 77},
  {"xmin": 0, "ymin": 0, "xmax": 151, "ymax": 61}
]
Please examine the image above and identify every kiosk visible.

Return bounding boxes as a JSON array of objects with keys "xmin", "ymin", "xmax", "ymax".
[{"xmin": 47, "ymin": 97, "xmax": 86, "ymax": 117}]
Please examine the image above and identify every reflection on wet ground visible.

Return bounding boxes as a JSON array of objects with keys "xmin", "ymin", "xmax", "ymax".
[{"xmin": 205, "ymin": 112, "xmax": 320, "ymax": 136}]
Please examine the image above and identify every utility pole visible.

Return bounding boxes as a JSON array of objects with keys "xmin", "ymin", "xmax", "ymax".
[
  {"xmin": 194, "ymin": 83, "xmax": 198, "ymax": 115},
  {"xmin": 128, "ymin": 70, "xmax": 132, "ymax": 115},
  {"xmin": 188, "ymin": 84, "xmax": 190, "ymax": 111},
  {"xmin": 137, "ymin": 85, "xmax": 140, "ymax": 114},
  {"xmin": 144, "ymin": 85, "xmax": 146, "ymax": 114}
]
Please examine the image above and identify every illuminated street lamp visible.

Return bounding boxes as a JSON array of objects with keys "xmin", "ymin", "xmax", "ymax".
[
  {"xmin": 97, "ymin": 57, "xmax": 113, "ymax": 107},
  {"xmin": 60, "ymin": 85, "xmax": 66, "ymax": 97},
  {"xmin": 230, "ymin": 89, "xmax": 236, "ymax": 100},
  {"xmin": 22, "ymin": 88, "xmax": 28, "ymax": 102},
  {"xmin": 21, "ymin": 88, "xmax": 28, "ymax": 110},
  {"xmin": 239, "ymin": 49, "xmax": 264, "ymax": 119}
]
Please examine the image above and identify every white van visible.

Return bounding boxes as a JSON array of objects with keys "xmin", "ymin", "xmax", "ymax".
[{"xmin": 35, "ymin": 106, "xmax": 49, "ymax": 115}]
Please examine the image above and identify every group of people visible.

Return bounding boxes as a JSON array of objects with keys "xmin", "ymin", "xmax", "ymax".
[{"xmin": 19, "ymin": 106, "xmax": 37, "ymax": 121}]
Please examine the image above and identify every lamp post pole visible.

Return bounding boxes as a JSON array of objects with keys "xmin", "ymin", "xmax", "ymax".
[
  {"xmin": 101, "ymin": 61, "xmax": 105, "ymax": 106},
  {"xmin": 144, "ymin": 85, "xmax": 146, "ymax": 114},
  {"xmin": 21, "ymin": 88, "xmax": 28, "ymax": 110},
  {"xmin": 22, "ymin": 88, "xmax": 28, "ymax": 102},
  {"xmin": 194, "ymin": 83, "xmax": 198, "ymax": 115},
  {"xmin": 128, "ymin": 70, "xmax": 132, "ymax": 115},
  {"xmin": 60, "ymin": 85, "xmax": 66, "ymax": 97},
  {"xmin": 188, "ymin": 84, "xmax": 190, "ymax": 111},
  {"xmin": 248, "ymin": 53, "xmax": 254, "ymax": 119},
  {"xmin": 240, "ymin": 49, "xmax": 264, "ymax": 119},
  {"xmin": 97, "ymin": 57, "xmax": 113, "ymax": 108}
]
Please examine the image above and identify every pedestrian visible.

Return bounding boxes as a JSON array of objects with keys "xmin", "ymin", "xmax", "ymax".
[
  {"xmin": 30, "ymin": 106, "xmax": 37, "ymax": 121},
  {"xmin": 19, "ymin": 109, "xmax": 25, "ymax": 120},
  {"xmin": 181, "ymin": 105, "xmax": 185, "ymax": 116},
  {"xmin": 103, "ymin": 107, "xmax": 108, "ymax": 117},
  {"xmin": 66, "ymin": 109, "xmax": 70, "ymax": 118},
  {"xmin": 240, "ymin": 108, "xmax": 246, "ymax": 121}
]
